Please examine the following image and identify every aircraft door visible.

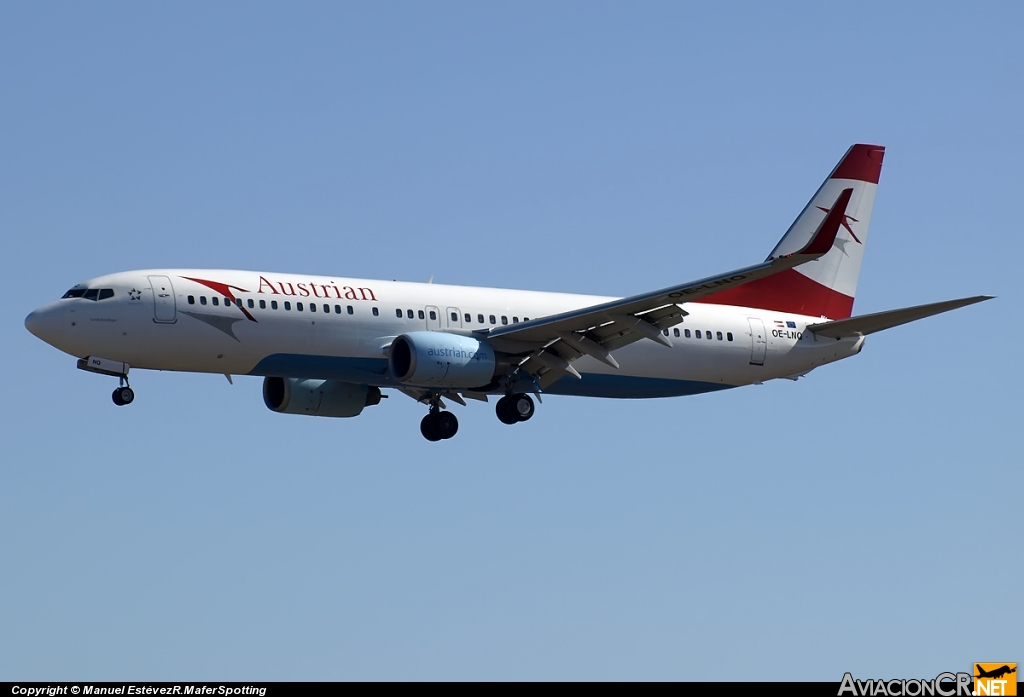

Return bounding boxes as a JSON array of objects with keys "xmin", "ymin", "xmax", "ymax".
[
  {"xmin": 446, "ymin": 307, "xmax": 463, "ymax": 330},
  {"xmin": 148, "ymin": 275, "xmax": 177, "ymax": 323},
  {"xmin": 425, "ymin": 305, "xmax": 442, "ymax": 331},
  {"xmin": 748, "ymin": 317, "xmax": 766, "ymax": 365}
]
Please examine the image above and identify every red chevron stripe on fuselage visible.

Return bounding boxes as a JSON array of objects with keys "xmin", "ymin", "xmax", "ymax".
[{"xmin": 182, "ymin": 276, "xmax": 258, "ymax": 322}]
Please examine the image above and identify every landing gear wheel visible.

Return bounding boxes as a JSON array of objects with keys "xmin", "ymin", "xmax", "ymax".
[
  {"xmin": 420, "ymin": 411, "xmax": 459, "ymax": 441},
  {"xmin": 436, "ymin": 411, "xmax": 459, "ymax": 439},
  {"xmin": 496, "ymin": 396, "xmax": 519, "ymax": 425},
  {"xmin": 497, "ymin": 393, "xmax": 535, "ymax": 424},
  {"xmin": 512, "ymin": 393, "xmax": 534, "ymax": 422},
  {"xmin": 112, "ymin": 387, "xmax": 134, "ymax": 406},
  {"xmin": 420, "ymin": 414, "xmax": 442, "ymax": 442}
]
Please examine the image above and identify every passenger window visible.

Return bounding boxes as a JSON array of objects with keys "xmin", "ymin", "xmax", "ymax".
[
  {"xmin": 347, "ymin": 305, "xmax": 354, "ymax": 315},
  {"xmin": 429, "ymin": 310, "xmax": 436, "ymax": 320},
  {"xmin": 478, "ymin": 314, "xmax": 484, "ymax": 324},
  {"xmin": 673, "ymin": 328, "xmax": 680, "ymax": 337},
  {"xmin": 235, "ymin": 298, "xmax": 242, "ymax": 308},
  {"xmin": 98, "ymin": 289, "xmax": 114, "ymax": 300},
  {"xmin": 464, "ymin": 313, "xmax": 470, "ymax": 323},
  {"xmin": 334, "ymin": 305, "xmax": 341, "ymax": 314},
  {"xmin": 83, "ymin": 289, "xmax": 99, "ymax": 301},
  {"xmin": 324, "ymin": 304, "xmax": 330, "ymax": 313},
  {"xmin": 695, "ymin": 330, "xmax": 701, "ymax": 338},
  {"xmin": 224, "ymin": 297, "xmax": 231, "ymax": 306},
  {"xmin": 200, "ymin": 296, "xmax": 207, "ymax": 305},
  {"xmin": 452, "ymin": 312, "xmax": 459, "ymax": 322},
  {"xmin": 418, "ymin": 310, "xmax": 425, "ymax": 320},
  {"xmin": 717, "ymin": 332, "xmax": 723, "ymax": 340},
  {"xmin": 684, "ymin": 329, "xmax": 690, "ymax": 338},
  {"xmin": 524, "ymin": 317, "xmax": 529, "ymax": 322},
  {"xmin": 727, "ymin": 332, "xmax": 733, "ymax": 341},
  {"xmin": 271, "ymin": 300, "xmax": 278, "ymax": 310},
  {"xmin": 707, "ymin": 332, "xmax": 712, "ymax": 340},
  {"xmin": 396, "ymin": 309, "xmax": 402, "ymax": 318},
  {"xmin": 188, "ymin": 295, "xmax": 195, "ymax": 305},
  {"xmin": 259, "ymin": 299, "xmax": 266, "ymax": 309},
  {"xmin": 284, "ymin": 301, "xmax": 291, "ymax": 310},
  {"xmin": 501, "ymin": 316, "xmax": 508, "ymax": 325},
  {"xmin": 309, "ymin": 303, "xmax": 316, "ymax": 312},
  {"xmin": 513, "ymin": 317, "xmax": 519, "ymax": 323},
  {"xmin": 663, "ymin": 329, "xmax": 669, "ymax": 336},
  {"xmin": 407, "ymin": 309, "xmax": 414, "ymax": 319},
  {"xmin": 489, "ymin": 315, "xmax": 496, "ymax": 324},
  {"xmin": 372, "ymin": 307, "xmax": 379, "ymax": 316},
  {"xmin": 212, "ymin": 297, "xmax": 219, "ymax": 306},
  {"xmin": 298, "ymin": 302, "xmax": 305, "ymax": 311},
  {"xmin": 248, "ymin": 299, "xmax": 255, "ymax": 309}
]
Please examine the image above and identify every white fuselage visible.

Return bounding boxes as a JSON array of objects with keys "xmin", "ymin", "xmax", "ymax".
[{"xmin": 26, "ymin": 269, "xmax": 863, "ymax": 398}]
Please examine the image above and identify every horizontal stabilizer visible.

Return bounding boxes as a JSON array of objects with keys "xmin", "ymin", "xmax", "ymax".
[{"xmin": 807, "ymin": 296, "xmax": 993, "ymax": 338}]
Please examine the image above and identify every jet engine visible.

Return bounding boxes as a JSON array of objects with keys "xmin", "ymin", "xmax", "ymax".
[
  {"xmin": 263, "ymin": 377, "xmax": 382, "ymax": 418},
  {"xmin": 388, "ymin": 331, "xmax": 497, "ymax": 389}
]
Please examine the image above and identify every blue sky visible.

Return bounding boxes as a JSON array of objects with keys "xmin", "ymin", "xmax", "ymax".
[{"xmin": 1, "ymin": 1, "xmax": 1020, "ymax": 680}]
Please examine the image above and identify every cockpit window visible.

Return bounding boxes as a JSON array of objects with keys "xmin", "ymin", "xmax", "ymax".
[{"xmin": 62, "ymin": 287, "xmax": 115, "ymax": 301}]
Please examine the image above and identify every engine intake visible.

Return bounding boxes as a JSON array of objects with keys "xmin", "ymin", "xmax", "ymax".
[
  {"xmin": 263, "ymin": 377, "xmax": 381, "ymax": 418},
  {"xmin": 388, "ymin": 331, "xmax": 497, "ymax": 389}
]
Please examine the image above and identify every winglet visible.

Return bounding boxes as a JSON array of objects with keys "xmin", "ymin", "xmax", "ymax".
[{"xmin": 787, "ymin": 187, "xmax": 853, "ymax": 258}]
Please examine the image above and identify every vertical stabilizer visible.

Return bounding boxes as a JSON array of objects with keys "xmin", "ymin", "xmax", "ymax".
[{"xmin": 699, "ymin": 144, "xmax": 884, "ymax": 319}]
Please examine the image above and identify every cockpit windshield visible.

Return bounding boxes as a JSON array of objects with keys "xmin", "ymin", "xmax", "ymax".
[{"xmin": 62, "ymin": 288, "xmax": 115, "ymax": 301}]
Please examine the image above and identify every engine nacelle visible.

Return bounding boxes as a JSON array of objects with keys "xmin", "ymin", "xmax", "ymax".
[
  {"xmin": 263, "ymin": 377, "xmax": 382, "ymax": 418},
  {"xmin": 388, "ymin": 331, "xmax": 497, "ymax": 389}
]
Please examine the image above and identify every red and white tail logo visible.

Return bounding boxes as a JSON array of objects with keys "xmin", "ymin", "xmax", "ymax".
[{"xmin": 701, "ymin": 144, "xmax": 884, "ymax": 319}]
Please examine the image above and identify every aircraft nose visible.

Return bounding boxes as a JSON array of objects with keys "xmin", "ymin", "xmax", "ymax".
[
  {"xmin": 25, "ymin": 304, "xmax": 63, "ymax": 345},
  {"xmin": 25, "ymin": 308, "xmax": 45, "ymax": 338}
]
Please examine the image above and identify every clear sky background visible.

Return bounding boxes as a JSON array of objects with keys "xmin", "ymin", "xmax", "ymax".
[{"xmin": 1, "ymin": 1, "xmax": 1020, "ymax": 681}]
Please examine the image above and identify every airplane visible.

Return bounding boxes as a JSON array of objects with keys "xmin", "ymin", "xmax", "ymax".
[
  {"xmin": 976, "ymin": 665, "xmax": 1016, "ymax": 680},
  {"xmin": 25, "ymin": 144, "xmax": 992, "ymax": 441}
]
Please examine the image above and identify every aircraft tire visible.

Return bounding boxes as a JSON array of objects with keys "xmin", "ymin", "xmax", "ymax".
[
  {"xmin": 420, "ymin": 414, "xmax": 443, "ymax": 442},
  {"xmin": 512, "ymin": 393, "xmax": 534, "ymax": 422},
  {"xmin": 495, "ymin": 396, "xmax": 519, "ymax": 425},
  {"xmin": 112, "ymin": 387, "xmax": 134, "ymax": 406},
  {"xmin": 436, "ymin": 411, "xmax": 459, "ymax": 439}
]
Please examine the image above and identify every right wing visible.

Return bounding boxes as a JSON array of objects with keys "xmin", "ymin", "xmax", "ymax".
[{"xmin": 481, "ymin": 187, "xmax": 854, "ymax": 388}]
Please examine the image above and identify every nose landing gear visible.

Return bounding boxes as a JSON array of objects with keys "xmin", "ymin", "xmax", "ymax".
[
  {"xmin": 111, "ymin": 376, "xmax": 134, "ymax": 406},
  {"xmin": 78, "ymin": 356, "xmax": 135, "ymax": 407},
  {"xmin": 111, "ymin": 386, "xmax": 135, "ymax": 406},
  {"xmin": 496, "ymin": 393, "xmax": 534, "ymax": 424}
]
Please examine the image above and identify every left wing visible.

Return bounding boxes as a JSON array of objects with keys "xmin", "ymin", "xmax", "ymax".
[{"xmin": 482, "ymin": 188, "xmax": 853, "ymax": 389}]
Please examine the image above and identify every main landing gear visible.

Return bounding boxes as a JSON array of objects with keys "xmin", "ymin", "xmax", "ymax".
[
  {"xmin": 496, "ymin": 393, "xmax": 535, "ymax": 425},
  {"xmin": 417, "ymin": 392, "xmax": 535, "ymax": 441},
  {"xmin": 420, "ymin": 398, "xmax": 459, "ymax": 442}
]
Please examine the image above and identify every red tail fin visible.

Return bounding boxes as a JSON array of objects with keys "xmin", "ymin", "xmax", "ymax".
[{"xmin": 699, "ymin": 144, "xmax": 884, "ymax": 319}]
